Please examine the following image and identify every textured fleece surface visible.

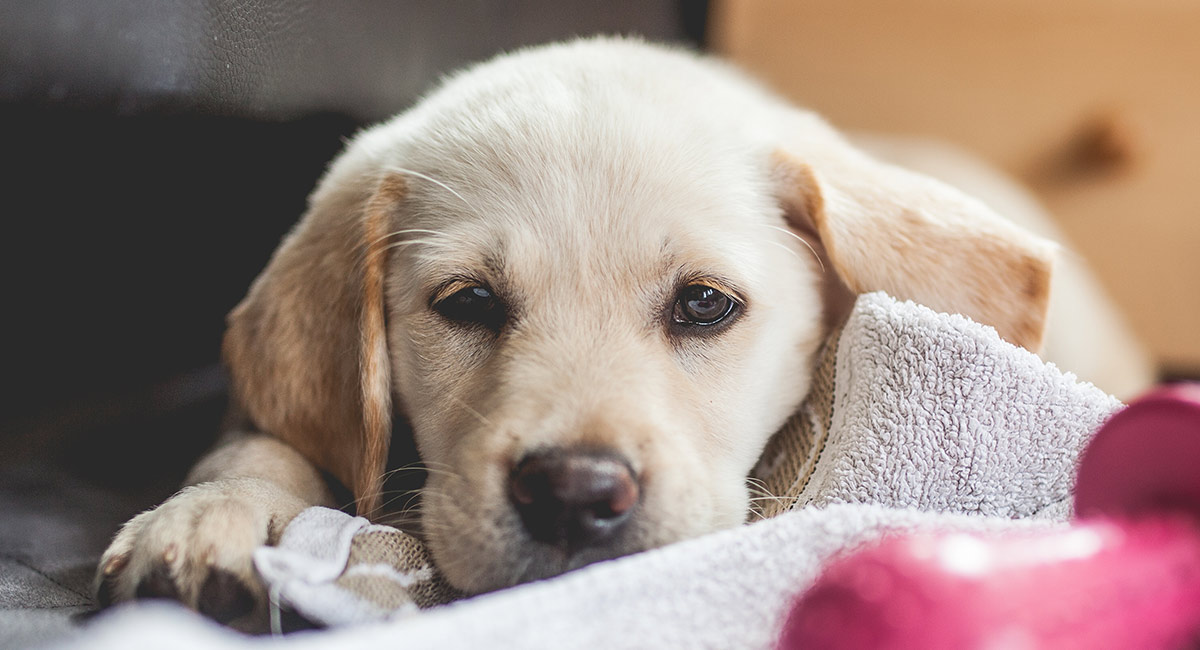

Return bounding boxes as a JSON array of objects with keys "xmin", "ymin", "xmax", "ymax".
[
  {"xmin": 0, "ymin": 465, "xmax": 153, "ymax": 649},
  {"xmin": 53, "ymin": 505, "xmax": 1063, "ymax": 650},
  {"xmin": 806, "ymin": 293, "xmax": 1121, "ymax": 515}
]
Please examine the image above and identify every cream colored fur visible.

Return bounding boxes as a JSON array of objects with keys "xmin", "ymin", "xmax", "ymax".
[{"xmin": 96, "ymin": 37, "xmax": 1058, "ymax": 628}]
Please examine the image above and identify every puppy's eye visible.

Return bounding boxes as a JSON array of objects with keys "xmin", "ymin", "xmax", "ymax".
[
  {"xmin": 673, "ymin": 284, "xmax": 737, "ymax": 327},
  {"xmin": 433, "ymin": 285, "xmax": 506, "ymax": 331}
]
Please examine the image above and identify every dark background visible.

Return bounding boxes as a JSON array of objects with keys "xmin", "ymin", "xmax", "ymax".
[{"xmin": 1, "ymin": 1, "xmax": 708, "ymax": 498}]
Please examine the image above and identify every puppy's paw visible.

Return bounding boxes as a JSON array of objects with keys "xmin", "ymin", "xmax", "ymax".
[{"xmin": 95, "ymin": 478, "xmax": 305, "ymax": 631}]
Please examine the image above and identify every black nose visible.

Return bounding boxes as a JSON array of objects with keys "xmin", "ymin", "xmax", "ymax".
[{"xmin": 509, "ymin": 448, "xmax": 639, "ymax": 550}]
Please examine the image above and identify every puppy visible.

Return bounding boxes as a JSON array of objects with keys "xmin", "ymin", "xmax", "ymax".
[{"xmin": 95, "ymin": 37, "xmax": 1053, "ymax": 628}]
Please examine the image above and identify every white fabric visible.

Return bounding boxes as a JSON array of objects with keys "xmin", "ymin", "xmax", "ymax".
[
  {"xmin": 799, "ymin": 293, "xmax": 1121, "ymax": 518},
  {"xmin": 252, "ymin": 508, "xmax": 388, "ymax": 627},
  {"xmin": 255, "ymin": 511, "xmax": 437, "ymax": 626},
  {"xmin": 54, "ymin": 292, "xmax": 1122, "ymax": 649},
  {"xmin": 57, "ymin": 506, "xmax": 1059, "ymax": 650}
]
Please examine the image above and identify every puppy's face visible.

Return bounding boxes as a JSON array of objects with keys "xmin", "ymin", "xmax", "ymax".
[
  {"xmin": 383, "ymin": 109, "xmax": 823, "ymax": 592},
  {"xmin": 224, "ymin": 39, "xmax": 1053, "ymax": 597}
]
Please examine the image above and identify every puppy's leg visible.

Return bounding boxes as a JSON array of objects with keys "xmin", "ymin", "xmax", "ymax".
[{"xmin": 95, "ymin": 433, "xmax": 333, "ymax": 631}]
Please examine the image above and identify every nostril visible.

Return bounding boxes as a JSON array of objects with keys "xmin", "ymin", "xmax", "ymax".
[
  {"xmin": 588, "ymin": 469, "xmax": 639, "ymax": 519},
  {"xmin": 510, "ymin": 457, "xmax": 637, "ymax": 518},
  {"xmin": 510, "ymin": 449, "xmax": 640, "ymax": 548}
]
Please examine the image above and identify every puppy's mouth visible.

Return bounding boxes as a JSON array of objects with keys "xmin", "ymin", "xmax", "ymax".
[
  {"xmin": 505, "ymin": 535, "xmax": 640, "ymax": 586},
  {"xmin": 422, "ymin": 445, "xmax": 650, "ymax": 592}
]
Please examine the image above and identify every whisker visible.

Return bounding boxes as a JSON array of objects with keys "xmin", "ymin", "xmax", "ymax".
[
  {"xmin": 747, "ymin": 495, "xmax": 792, "ymax": 503},
  {"xmin": 380, "ymin": 459, "xmax": 458, "ymax": 474},
  {"xmin": 373, "ymin": 486, "xmax": 425, "ymax": 501},
  {"xmin": 762, "ymin": 224, "xmax": 825, "ymax": 272},
  {"xmin": 745, "ymin": 478, "xmax": 771, "ymax": 492},
  {"xmin": 372, "ymin": 517, "xmax": 423, "ymax": 537},
  {"xmin": 376, "ymin": 465, "xmax": 463, "ymax": 482},
  {"xmin": 373, "ymin": 514, "xmax": 416, "ymax": 528},
  {"xmin": 382, "ymin": 238, "xmax": 455, "ymax": 249},
  {"xmin": 747, "ymin": 509, "xmax": 773, "ymax": 522},
  {"xmin": 510, "ymin": 554, "xmax": 536, "ymax": 586},
  {"xmin": 401, "ymin": 458, "xmax": 461, "ymax": 477},
  {"xmin": 446, "ymin": 394, "xmax": 494, "ymax": 429},
  {"xmin": 369, "ymin": 238, "xmax": 457, "ymax": 260},
  {"xmin": 377, "ymin": 490, "xmax": 425, "ymax": 514},
  {"xmin": 383, "ymin": 166, "xmax": 472, "ymax": 208},
  {"xmin": 745, "ymin": 477, "xmax": 773, "ymax": 493},
  {"xmin": 766, "ymin": 240, "xmax": 801, "ymax": 262},
  {"xmin": 369, "ymin": 228, "xmax": 454, "ymax": 247},
  {"xmin": 375, "ymin": 466, "xmax": 426, "ymax": 483}
]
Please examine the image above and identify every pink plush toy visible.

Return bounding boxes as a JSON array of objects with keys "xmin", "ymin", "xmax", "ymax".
[{"xmin": 780, "ymin": 384, "xmax": 1200, "ymax": 650}]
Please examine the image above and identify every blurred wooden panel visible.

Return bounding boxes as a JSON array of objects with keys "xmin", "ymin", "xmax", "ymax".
[{"xmin": 712, "ymin": 0, "xmax": 1200, "ymax": 371}]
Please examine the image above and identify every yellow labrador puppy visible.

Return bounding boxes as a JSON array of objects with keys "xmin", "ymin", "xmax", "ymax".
[{"xmin": 95, "ymin": 37, "xmax": 1053, "ymax": 627}]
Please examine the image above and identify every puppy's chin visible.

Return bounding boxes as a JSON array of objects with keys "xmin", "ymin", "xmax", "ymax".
[
  {"xmin": 422, "ymin": 514, "xmax": 640, "ymax": 594},
  {"xmin": 422, "ymin": 481, "xmax": 750, "ymax": 594},
  {"xmin": 493, "ymin": 536, "xmax": 644, "ymax": 588}
]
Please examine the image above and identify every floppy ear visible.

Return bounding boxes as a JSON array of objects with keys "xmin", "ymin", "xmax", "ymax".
[
  {"xmin": 223, "ymin": 174, "xmax": 404, "ymax": 518},
  {"xmin": 772, "ymin": 148, "xmax": 1056, "ymax": 351}
]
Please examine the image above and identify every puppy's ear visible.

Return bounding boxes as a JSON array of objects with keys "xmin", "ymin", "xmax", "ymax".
[
  {"xmin": 772, "ymin": 149, "xmax": 1055, "ymax": 351},
  {"xmin": 223, "ymin": 175, "xmax": 404, "ymax": 518}
]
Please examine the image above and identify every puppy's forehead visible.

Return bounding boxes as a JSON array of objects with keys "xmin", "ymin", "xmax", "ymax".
[{"xmin": 400, "ymin": 89, "xmax": 778, "ymax": 292}]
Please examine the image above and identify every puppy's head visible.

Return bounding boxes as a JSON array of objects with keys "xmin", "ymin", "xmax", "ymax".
[{"xmin": 224, "ymin": 40, "xmax": 1053, "ymax": 593}]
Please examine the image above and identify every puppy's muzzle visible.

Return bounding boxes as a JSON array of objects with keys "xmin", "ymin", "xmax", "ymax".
[{"xmin": 509, "ymin": 448, "xmax": 639, "ymax": 551}]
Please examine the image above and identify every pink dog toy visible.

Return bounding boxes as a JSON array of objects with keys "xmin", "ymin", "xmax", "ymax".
[{"xmin": 780, "ymin": 384, "xmax": 1200, "ymax": 650}]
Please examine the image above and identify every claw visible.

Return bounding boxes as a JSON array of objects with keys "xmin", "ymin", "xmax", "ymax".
[{"xmin": 102, "ymin": 554, "xmax": 128, "ymax": 576}]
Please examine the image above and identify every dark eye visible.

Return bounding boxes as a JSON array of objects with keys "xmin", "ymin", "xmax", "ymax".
[
  {"xmin": 673, "ymin": 284, "xmax": 737, "ymax": 327},
  {"xmin": 433, "ymin": 285, "xmax": 506, "ymax": 331}
]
